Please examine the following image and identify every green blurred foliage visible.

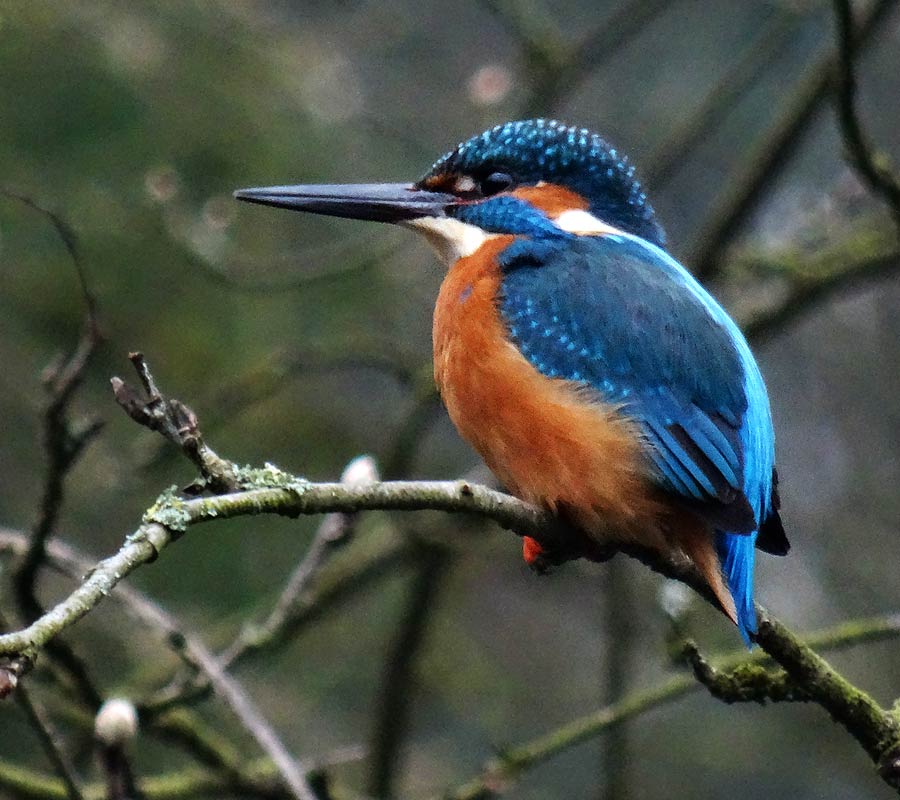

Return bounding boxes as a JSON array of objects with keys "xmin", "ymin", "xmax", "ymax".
[{"xmin": 1, "ymin": 1, "xmax": 899, "ymax": 798}]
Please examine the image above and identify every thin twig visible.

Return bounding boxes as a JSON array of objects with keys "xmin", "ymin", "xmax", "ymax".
[
  {"xmin": 139, "ymin": 531, "xmax": 417, "ymax": 716},
  {"xmin": 7, "ymin": 530, "xmax": 319, "ymax": 800},
  {"xmin": 222, "ymin": 456, "xmax": 378, "ymax": 671},
  {"xmin": 2, "ymin": 188, "xmax": 104, "ymax": 711},
  {"xmin": 367, "ymin": 544, "xmax": 450, "ymax": 798},
  {"xmin": 112, "ymin": 353, "xmax": 240, "ymax": 493},
  {"xmin": 171, "ymin": 645, "xmax": 320, "ymax": 800},
  {"xmin": 16, "ymin": 683, "xmax": 86, "ymax": 800},
  {"xmin": 832, "ymin": 0, "xmax": 900, "ymax": 229},
  {"xmin": 141, "ymin": 456, "xmax": 378, "ymax": 713}
]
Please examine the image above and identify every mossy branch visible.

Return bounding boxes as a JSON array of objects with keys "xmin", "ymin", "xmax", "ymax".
[
  {"xmin": 440, "ymin": 614, "xmax": 900, "ymax": 799},
  {"xmin": 3, "ymin": 357, "xmax": 900, "ymax": 794}
]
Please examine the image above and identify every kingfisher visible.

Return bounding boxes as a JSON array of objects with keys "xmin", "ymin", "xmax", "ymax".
[{"xmin": 235, "ymin": 119, "xmax": 788, "ymax": 643}]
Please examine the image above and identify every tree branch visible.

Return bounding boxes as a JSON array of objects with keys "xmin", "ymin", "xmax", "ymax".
[
  {"xmin": 755, "ymin": 614, "xmax": 900, "ymax": 788},
  {"xmin": 16, "ymin": 683, "xmax": 86, "ymax": 800},
  {"xmin": 367, "ymin": 543, "xmax": 450, "ymax": 798},
  {"xmin": 745, "ymin": 249, "xmax": 900, "ymax": 343},
  {"xmin": 643, "ymin": 5, "xmax": 798, "ymax": 188},
  {"xmin": 833, "ymin": 0, "xmax": 900, "ymax": 230},
  {"xmin": 3, "ymin": 358, "xmax": 900, "ymax": 793},
  {"xmin": 439, "ymin": 612, "xmax": 900, "ymax": 799},
  {"xmin": 1, "ymin": 188, "xmax": 105, "ymax": 712},
  {"xmin": 480, "ymin": 0, "xmax": 674, "ymax": 115},
  {"xmin": 689, "ymin": 0, "xmax": 898, "ymax": 280}
]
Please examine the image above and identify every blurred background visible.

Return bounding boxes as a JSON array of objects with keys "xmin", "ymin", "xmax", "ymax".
[{"xmin": 1, "ymin": 0, "xmax": 899, "ymax": 798}]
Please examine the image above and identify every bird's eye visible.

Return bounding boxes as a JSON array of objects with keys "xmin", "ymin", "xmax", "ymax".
[{"xmin": 479, "ymin": 172, "xmax": 515, "ymax": 196}]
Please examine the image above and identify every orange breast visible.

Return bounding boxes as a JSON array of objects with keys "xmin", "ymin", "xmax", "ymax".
[{"xmin": 432, "ymin": 237, "xmax": 666, "ymax": 545}]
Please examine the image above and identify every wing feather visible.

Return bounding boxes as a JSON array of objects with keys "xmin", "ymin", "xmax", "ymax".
[{"xmin": 499, "ymin": 234, "xmax": 757, "ymax": 532}]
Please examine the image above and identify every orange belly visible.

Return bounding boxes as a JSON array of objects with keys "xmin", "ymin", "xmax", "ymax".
[{"xmin": 432, "ymin": 237, "xmax": 666, "ymax": 546}]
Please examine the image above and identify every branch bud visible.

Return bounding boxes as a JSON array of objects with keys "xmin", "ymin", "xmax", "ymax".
[
  {"xmin": 341, "ymin": 454, "xmax": 380, "ymax": 486},
  {"xmin": 94, "ymin": 698, "xmax": 138, "ymax": 746}
]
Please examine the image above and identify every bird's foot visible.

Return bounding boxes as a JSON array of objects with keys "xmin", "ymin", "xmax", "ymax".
[{"xmin": 522, "ymin": 535, "xmax": 553, "ymax": 573}]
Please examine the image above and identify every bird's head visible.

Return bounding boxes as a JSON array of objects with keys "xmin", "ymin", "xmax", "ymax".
[{"xmin": 235, "ymin": 119, "xmax": 664, "ymax": 265}]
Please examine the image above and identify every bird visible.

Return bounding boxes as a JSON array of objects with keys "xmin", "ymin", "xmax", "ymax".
[{"xmin": 234, "ymin": 118, "xmax": 788, "ymax": 644}]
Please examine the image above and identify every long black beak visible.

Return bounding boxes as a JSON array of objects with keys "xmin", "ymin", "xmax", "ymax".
[{"xmin": 233, "ymin": 183, "xmax": 454, "ymax": 223}]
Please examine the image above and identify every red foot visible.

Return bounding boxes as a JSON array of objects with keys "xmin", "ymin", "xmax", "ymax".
[{"xmin": 522, "ymin": 536, "xmax": 545, "ymax": 566}]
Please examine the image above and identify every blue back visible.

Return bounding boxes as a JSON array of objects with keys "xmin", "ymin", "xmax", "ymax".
[{"xmin": 496, "ymin": 232, "xmax": 777, "ymax": 641}]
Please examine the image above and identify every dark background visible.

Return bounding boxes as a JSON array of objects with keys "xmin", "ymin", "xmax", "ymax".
[{"xmin": 1, "ymin": 1, "xmax": 899, "ymax": 798}]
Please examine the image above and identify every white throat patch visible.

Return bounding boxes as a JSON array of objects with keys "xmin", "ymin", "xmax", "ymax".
[{"xmin": 404, "ymin": 216, "xmax": 498, "ymax": 266}]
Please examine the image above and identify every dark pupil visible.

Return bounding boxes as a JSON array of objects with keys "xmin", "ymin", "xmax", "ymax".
[{"xmin": 480, "ymin": 171, "xmax": 514, "ymax": 196}]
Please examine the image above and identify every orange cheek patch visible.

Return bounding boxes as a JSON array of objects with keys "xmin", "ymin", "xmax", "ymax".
[{"xmin": 510, "ymin": 184, "xmax": 589, "ymax": 217}]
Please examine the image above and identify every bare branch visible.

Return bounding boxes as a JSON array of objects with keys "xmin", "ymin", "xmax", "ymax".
[
  {"xmin": 16, "ymin": 683, "xmax": 86, "ymax": 800},
  {"xmin": 480, "ymin": 0, "xmax": 674, "ymax": 115},
  {"xmin": 643, "ymin": 7, "xmax": 798, "ymax": 187},
  {"xmin": 223, "ymin": 455, "xmax": 379, "ymax": 670},
  {"xmin": 756, "ymin": 615, "xmax": 900, "ymax": 788},
  {"xmin": 2, "ymin": 188, "xmax": 105, "ymax": 711},
  {"xmin": 0, "ymin": 527, "xmax": 365, "ymax": 793},
  {"xmin": 745, "ymin": 249, "xmax": 900, "ymax": 343},
  {"xmin": 682, "ymin": 640, "xmax": 805, "ymax": 704},
  {"xmin": 689, "ymin": 0, "xmax": 898, "ymax": 280},
  {"xmin": 2, "ymin": 461, "xmax": 900, "ymax": 789},
  {"xmin": 367, "ymin": 543, "xmax": 450, "ymax": 798},
  {"xmin": 439, "ymin": 612, "xmax": 900, "ymax": 799},
  {"xmin": 832, "ymin": 0, "xmax": 900, "ymax": 229},
  {"xmin": 0, "ymin": 476, "xmax": 566, "ymax": 669},
  {"xmin": 112, "ymin": 353, "xmax": 240, "ymax": 493},
  {"xmin": 164, "ymin": 638, "xmax": 320, "ymax": 800}
]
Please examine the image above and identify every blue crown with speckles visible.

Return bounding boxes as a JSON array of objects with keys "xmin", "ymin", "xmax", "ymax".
[{"xmin": 421, "ymin": 119, "xmax": 665, "ymax": 247}]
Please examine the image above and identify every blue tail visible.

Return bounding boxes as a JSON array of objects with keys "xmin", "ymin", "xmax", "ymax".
[{"xmin": 716, "ymin": 531, "xmax": 757, "ymax": 646}]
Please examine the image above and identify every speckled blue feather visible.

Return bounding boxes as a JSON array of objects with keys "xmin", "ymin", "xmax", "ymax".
[
  {"xmin": 497, "ymin": 233, "xmax": 776, "ymax": 643},
  {"xmin": 421, "ymin": 119, "xmax": 665, "ymax": 246}
]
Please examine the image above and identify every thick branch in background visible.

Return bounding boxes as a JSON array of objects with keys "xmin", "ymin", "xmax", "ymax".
[{"xmin": 643, "ymin": 5, "xmax": 799, "ymax": 187}]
